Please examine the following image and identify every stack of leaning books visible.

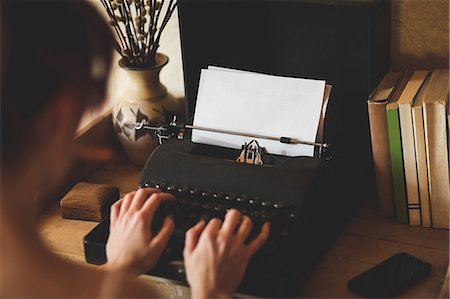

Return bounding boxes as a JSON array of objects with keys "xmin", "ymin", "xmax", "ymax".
[{"xmin": 367, "ymin": 70, "xmax": 449, "ymax": 228}]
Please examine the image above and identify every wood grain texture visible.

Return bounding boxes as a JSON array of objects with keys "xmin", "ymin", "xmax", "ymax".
[{"xmin": 60, "ymin": 182, "xmax": 120, "ymax": 222}]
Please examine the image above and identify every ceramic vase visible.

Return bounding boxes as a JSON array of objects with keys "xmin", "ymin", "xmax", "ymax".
[{"xmin": 112, "ymin": 53, "xmax": 181, "ymax": 165}]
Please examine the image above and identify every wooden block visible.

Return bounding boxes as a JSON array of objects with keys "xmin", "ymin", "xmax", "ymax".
[{"xmin": 60, "ymin": 182, "xmax": 119, "ymax": 222}]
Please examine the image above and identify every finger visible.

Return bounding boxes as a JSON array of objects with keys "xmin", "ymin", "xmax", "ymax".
[
  {"xmin": 184, "ymin": 220, "xmax": 206, "ymax": 255},
  {"xmin": 149, "ymin": 216, "xmax": 175, "ymax": 253},
  {"xmin": 220, "ymin": 209, "xmax": 241, "ymax": 240},
  {"xmin": 140, "ymin": 192, "xmax": 175, "ymax": 224},
  {"xmin": 235, "ymin": 216, "xmax": 253, "ymax": 244},
  {"xmin": 246, "ymin": 222, "xmax": 270, "ymax": 255},
  {"xmin": 119, "ymin": 191, "xmax": 136, "ymax": 217},
  {"xmin": 201, "ymin": 218, "xmax": 222, "ymax": 242},
  {"xmin": 130, "ymin": 188, "xmax": 160, "ymax": 211},
  {"xmin": 110, "ymin": 198, "xmax": 123, "ymax": 225}
]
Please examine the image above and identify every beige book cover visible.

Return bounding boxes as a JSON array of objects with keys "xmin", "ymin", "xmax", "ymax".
[
  {"xmin": 398, "ymin": 71, "xmax": 429, "ymax": 226},
  {"xmin": 423, "ymin": 69, "xmax": 450, "ymax": 229},
  {"xmin": 367, "ymin": 71, "xmax": 402, "ymax": 216},
  {"xmin": 412, "ymin": 75, "xmax": 432, "ymax": 227}
]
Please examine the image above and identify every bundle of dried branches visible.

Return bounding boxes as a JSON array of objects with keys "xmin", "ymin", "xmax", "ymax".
[{"xmin": 100, "ymin": 0, "xmax": 177, "ymax": 67}]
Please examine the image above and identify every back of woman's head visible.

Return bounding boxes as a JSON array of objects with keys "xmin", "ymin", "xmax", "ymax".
[{"xmin": 1, "ymin": 0, "xmax": 113, "ymax": 166}]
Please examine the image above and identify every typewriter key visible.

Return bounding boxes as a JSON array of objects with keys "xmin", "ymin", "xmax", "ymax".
[
  {"xmin": 166, "ymin": 184, "xmax": 178, "ymax": 192},
  {"xmin": 261, "ymin": 199, "xmax": 273, "ymax": 207},
  {"xmin": 155, "ymin": 182, "xmax": 166, "ymax": 190},
  {"xmin": 224, "ymin": 194, "xmax": 235, "ymax": 202},
  {"xmin": 248, "ymin": 197, "xmax": 260, "ymax": 205},
  {"xmin": 273, "ymin": 201, "xmax": 285, "ymax": 209},
  {"xmin": 212, "ymin": 192, "xmax": 224, "ymax": 199},
  {"xmin": 201, "ymin": 191, "xmax": 212, "ymax": 198},
  {"xmin": 236, "ymin": 195, "xmax": 248, "ymax": 204},
  {"xmin": 189, "ymin": 188, "xmax": 200, "ymax": 195}
]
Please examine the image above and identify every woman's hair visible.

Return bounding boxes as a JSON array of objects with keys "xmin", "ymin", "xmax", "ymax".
[{"xmin": 1, "ymin": 0, "xmax": 113, "ymax": 164}]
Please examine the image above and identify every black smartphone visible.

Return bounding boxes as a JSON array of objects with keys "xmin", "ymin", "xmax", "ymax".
[{"xmin": 347, "ymin": 252, "xmax": 431, "ymax": 298}]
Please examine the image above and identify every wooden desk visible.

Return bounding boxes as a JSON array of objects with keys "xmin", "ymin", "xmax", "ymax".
[{"xmin": 37, "ymin": 116, "xmax": 449, "ymax": 298}]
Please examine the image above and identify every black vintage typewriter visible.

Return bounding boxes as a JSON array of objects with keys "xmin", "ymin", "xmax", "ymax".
[{"xmin": 84, "ymin": 123, "xmax": 345, "ymax": 297}]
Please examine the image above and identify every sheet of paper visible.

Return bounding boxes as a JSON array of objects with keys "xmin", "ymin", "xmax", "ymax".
[
  {"xmin": 192, "ymin": 67, "xmax": 326, "ymax": 157},
  {"xmin": 208, "ymin": 66, "xmax": 332, "ymax": 144}
]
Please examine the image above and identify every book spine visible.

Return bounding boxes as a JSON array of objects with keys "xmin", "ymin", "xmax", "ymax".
[
  {"xmin": 424, "ymin": 102, "xmax": 450, "ymax": 229},
  {"xmin": 412, "ymin": 106, "xmax": 431, "ymax": 227},
  {"xmin": 368, "ymin": 101, "xmax": 395, "ymax": 216},
  {"xmin": 398, "ymin": 103, "xmax": 421, "ymax": 225},
  {"xmin": 386, "ymin": 107, "xmax": 409, "ymax": 224}
]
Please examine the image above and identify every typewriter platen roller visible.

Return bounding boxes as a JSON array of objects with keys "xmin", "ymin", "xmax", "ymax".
[{"xmin": 84, "ymin": 136, "xmax": 345, "ymax": 297}]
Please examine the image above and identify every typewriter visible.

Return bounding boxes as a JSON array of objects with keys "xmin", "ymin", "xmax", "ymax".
[{"xmin": 83, "ymin": 122, "xmax": 348, "ymax": 297}]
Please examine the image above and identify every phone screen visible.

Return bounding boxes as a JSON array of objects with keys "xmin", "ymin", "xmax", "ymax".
[{"xmin": 347, "ymin": 252, "xmax": 431, "ymax": 298}]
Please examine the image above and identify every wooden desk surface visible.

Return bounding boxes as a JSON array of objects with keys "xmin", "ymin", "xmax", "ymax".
[{"xmin": 37, "ymin": 153, "xmax": 449, "ymax": 298}]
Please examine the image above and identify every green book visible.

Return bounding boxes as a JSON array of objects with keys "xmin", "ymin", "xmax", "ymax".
[{"xmin": 385, "ymin": 72, "xmax": 411, "ymax": 224}]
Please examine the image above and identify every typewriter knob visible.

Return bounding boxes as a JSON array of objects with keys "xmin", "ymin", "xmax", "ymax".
[
  {"xmin": 189, "ymin": 188, "xmax": 200, "ymax": 195},
  {"xmin": 236, "ymin": 195, "xmax": 248, "ymax": 204},
  {"xmin": 248, "ymin": 197, "xmax": 260, "ymax": 205},
  {"xmin": 201, "ymin": 191, "xmax": 212, "ymax": 198},
  {"xmin": 273, "ymin": 201, "xmax": 285, "ymax": 209},
  {"xmin": 155, "ymin": 182, "xmax": 167, "ymax": 190},
  {"xmin": 212, "ymin": 192, "xmax": 224, "ymax": 200},
  {"xmin": 177, "ymin": 186, "xmax": 189, "ymax": 195},
  {"xmin": 261, "ymin": 199, "xmax": 273, "ymax": 208},
  {"xmin": 288, "ymin": 211, "xmax": 299, "ymax": 220},
  {"xmin": 224, "ymin": 194, "xmax": 235, "ymax": 202},
  {"xmin": 166, "ymin": 184, "xmax": 178, "ymax": 192}
]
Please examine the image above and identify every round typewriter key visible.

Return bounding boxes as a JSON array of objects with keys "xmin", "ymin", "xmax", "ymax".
[
  {"xmin": 201, "ymin": 191, "xmax": 212, "ymax": 198},
  {"xmin": 166, "ymin": 184, "xmax": 178, "ymax": 192},
  {"xmin": 236, "ymin": 195, "xmax": 248, "ymax": 203},
  {"xmin": 155, "ymin": 182, "xmax": 166, "ymax": 190},
  {"xmin": 273, "ymin": 201, "xmax": 285, "ymax": 209},
  {"xmin": 288, "ymin": 211, "xmax": 299, "ymax": 219},
  {"xmin": 224, "ymin": 194, "xmax": 235, "ymax": 201},
  {"xmin": 248, "ymin": 197, "xmax": 260, "ymax": 205},
  {"xmin": 189, "ymin": 188, "xmax": 200, "ymax": 195},
  {"xmin": 212, "ymin": 192, "xmax": 224, "ymax": 199},
  {"xmin": 261, "ymin": 199, "xmax": 273, "ymax": 207}
]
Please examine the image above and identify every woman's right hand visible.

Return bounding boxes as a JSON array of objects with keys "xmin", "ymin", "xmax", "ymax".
[{"xmin": 183, "ymin": 209, "xmax": 270, "ymax": 299}]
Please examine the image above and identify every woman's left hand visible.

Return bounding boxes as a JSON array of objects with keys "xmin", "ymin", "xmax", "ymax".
[{"xmin": 103, "ymin": 188, "xmax": 175, "ymax": 276}]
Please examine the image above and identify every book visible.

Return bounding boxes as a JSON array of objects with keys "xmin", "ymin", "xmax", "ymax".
[
  {"xmin": 412, "ymin": 74, "xmax": 432, "ymax": 227},
  {"xmin": 386, "ymin": 71, "xmax": 412, "ymax": 224},
  {"xmin": 423, "ymin": 69, "xmax": 450, "ymax": 229},
  {"xmin": 367, "ymin": 71, "xmax": 402, "ymax": 217},
  {"xmin": 397, "ymin": 71, "xmax": 429, "ymax": 226}
]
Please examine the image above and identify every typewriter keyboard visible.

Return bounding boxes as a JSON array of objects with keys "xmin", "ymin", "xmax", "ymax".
[{"xmin": 139, "ymin": 181, "xmax": 299, "ymax": 246}]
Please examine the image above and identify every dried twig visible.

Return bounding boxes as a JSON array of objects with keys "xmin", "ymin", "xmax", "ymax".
[{"xmin": 100, "ymin": 0, "xmax": 177, "ymax": 68}]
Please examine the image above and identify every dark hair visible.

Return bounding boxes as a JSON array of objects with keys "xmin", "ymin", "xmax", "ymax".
[{"xmin": 1, "ymin": 0, "xmax": 113, "ymax": 165}]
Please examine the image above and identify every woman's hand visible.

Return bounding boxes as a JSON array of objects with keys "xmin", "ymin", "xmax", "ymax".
[
  {"xmin": 103, "ymin": 188, "xmax": 175, "ymax": 276},
  {"xmin": 183, "ymin": 209, "xmax": 270, "ymax": 299}
]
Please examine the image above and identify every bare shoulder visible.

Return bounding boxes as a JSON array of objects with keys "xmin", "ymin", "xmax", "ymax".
[{"xmin": 1, "ymin": 242, "xmax": 156, "ymax": 298}]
